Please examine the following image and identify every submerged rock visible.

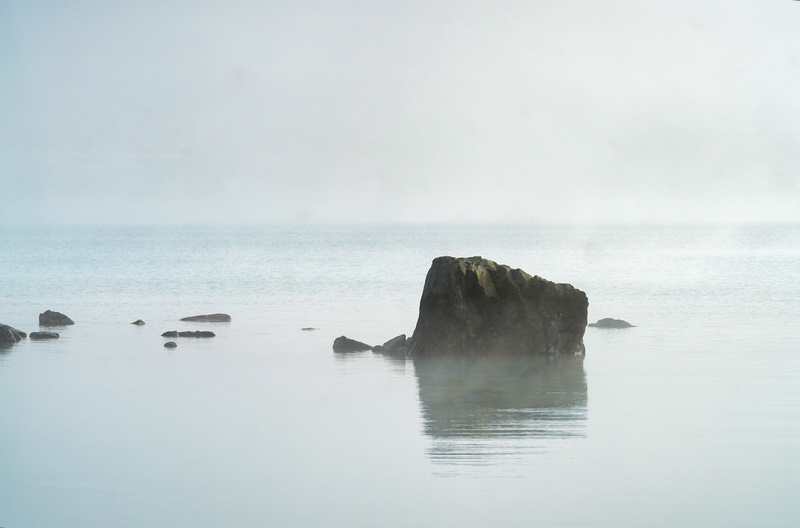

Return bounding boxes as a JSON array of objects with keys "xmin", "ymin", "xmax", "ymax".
[
  {"xmin": 180, "ymin": 313, "xmax": 231, "ymax": 322},
  {"xmin": 332, "ymin": 336, "xmax": 372, "ymax": 352},
  {"xmin": 39, "ymin": 310, "xmax": 74, "ymax": 326},
  {"xmin": 131, "ymin": 319, "xmax": 146, "ymax": 325},
  {"xmin": 181, "ymin": 331, "xmax": 215, "ymax": 338},
  {"xmin": 161, "ymin": 330, "xmax": 216, "ymax": 338},
  {"xmin": 30, "ymin": 331, "xmax": 59, "ymax": 340},
  {"xmin": 0, "ymin": 324, "xmax": 27, "ymax": 343},
  {"xmin": 410, "ymin": 256, "xmax": 588, "ymax": 358},
  {"xmin": 164, "ymin": 341, "xmax": 178, "ymax": 348},
  {"xmin": 588, "ymin": 318, "xmax": 635, "ymax": 328}
]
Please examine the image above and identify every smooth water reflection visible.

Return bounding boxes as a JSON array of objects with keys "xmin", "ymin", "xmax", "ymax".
[{"xmin": 413, "ymin": 356, "xmax": 587, "ymax": 466}]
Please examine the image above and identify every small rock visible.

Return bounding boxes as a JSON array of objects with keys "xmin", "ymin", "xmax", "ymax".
[
  {"xmin": 373, "ymin": 334, "xmax": 409, "ymax": 356},
  {"xmin": 164, "ymin": 341, "xmax": 177, "ymax": 348},
  {"xmin": 0, "ymin": 327, "xmax": 17, "ymax": 343},
  {"xmin": 180, "ymin": 313, "xmax": 231, "ymax": 322},
  {"xmin": 301, "ymin": 327, "xmax": 318, "ymax": 331},
  {"xmin": 383, "ymin": 334, "xmax": 407, "ymax": 350},
  {"xmin": 588, "ymin": 318, "xmax": 635, "ymax": 328},
  {"xmin": 332, "ymin": 336, "xmax": 372, "ymax": 352},
  {"xmin": 161, "ymin": 330, "xmax": 215, "ymax": 338},
  {"xmin": 39, "ymin": 310, "xmax": 75, "ymax": 326},
  {"xmin": 179, "ymin": 331, "xmax": 215, "ymax": 337},
  {"xmin": 30, "ymin": 331, "xmax": 59, "ymax": 340},
  {"xmin": 0, "ymin": 324, "xmax": 27, "ymax": 343},
  {"xmin": 131, "ymin": 319, "xmax": 146, "ymax": 325}
]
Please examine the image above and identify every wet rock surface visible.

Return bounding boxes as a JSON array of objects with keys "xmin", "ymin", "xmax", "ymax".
[
  {"xmin": 30, "ymin": 331, "xmax": 59, "ymax": 340},
  {"xmin": 161, "ymin": 330, "xmax": 216, "ymax": 338},
  {"xmin": 0, "ymin": 324, "xmax": 27, "ymax": 343},
  {"xmin": 372, "ymin": 334, "xmax": 411, "ymax": 356},
  {"xmin": 332, "ymin": 336, "xmax": 372, "ymax": 352},
  {"xmin": 410, "ymin": 256, "xmax": 588, "ymax": 358},
  {"xmin": 39, "ymin": 310, "xmax": 74, "ymax": 326},
  {"xmin": 180, "ymin": 313, "xmax": 231, "ymax": 322}
]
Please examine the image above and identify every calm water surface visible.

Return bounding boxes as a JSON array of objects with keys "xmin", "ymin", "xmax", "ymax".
[{"xmin": 1, "ymin": 224, "xmax": 798, "ymax": 527}]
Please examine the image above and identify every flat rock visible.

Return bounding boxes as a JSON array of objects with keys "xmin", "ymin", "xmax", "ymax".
[
  {"xmin": 588, "ymin": 318, "xmax": 635, "ymax": 328},
  {"xmin": 161, "ymin": 330, "xmax": 216, "ymax": 338},
  {"xmin": 39, "ymin": 310, "xmax": 74, "ymax": 326},
  {"xmin": 0, "ymin": 324, "xmax": 27, "ymax": 343},
  {"xmin": 332, "ymin": 336, "xmax": 372, "ymax": 352},
  {"xmin": 30, "ymin": 331, "xmax": 59, "ymax": 340},
  {"xmin": 410, "ymin": 256, "xmax": 588, "ymax": 358},
  {"xmin": 180, "ymin": 313, "xmax": 231, "ymax": 322}
]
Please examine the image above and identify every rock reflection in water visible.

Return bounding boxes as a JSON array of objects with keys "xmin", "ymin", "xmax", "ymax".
[{"xmin": 413, "ymin": 355, "xmax": 587, "ymax": 466}]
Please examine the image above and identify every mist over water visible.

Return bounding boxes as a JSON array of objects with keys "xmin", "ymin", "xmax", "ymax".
[
  {"xmin": 1, "ymin": 224, "xmax": 798, "ymax": 527},
  {"xmin": 4, "ymin": 2, "xmax": 799, "ymax": 524},
  {"xmin": 2, "ymin": 1, "xmax": 799, "ymax": 225}
]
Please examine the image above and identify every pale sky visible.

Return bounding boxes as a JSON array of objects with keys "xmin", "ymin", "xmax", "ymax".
[{"xmin": 1, "ymin": 1, "xmax": 799, "ymax": 225}]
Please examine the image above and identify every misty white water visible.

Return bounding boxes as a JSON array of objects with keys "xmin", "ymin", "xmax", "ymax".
[{"xmin": 1, "ymin": 224, "xmax": 798, "ymax": 527}]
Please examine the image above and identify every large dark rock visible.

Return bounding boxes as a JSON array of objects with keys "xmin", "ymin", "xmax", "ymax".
[
  {"xmin": 410, "ymin": 256, "xmax": 588, "ymax": 358},
  {"xmin": 588, "ymin": 318, "xmax": 634, "ymax": 328},
  {"xmin": 0, "ymin": 324, "xmax": 27, "ymax": 343},
  {"xmin": 39, "ymin": 310, "xmax": 74, "ymax": 326},
  {"xmin": 180, "ymin": 313, "xmax": 231, "ymax": 322},
  {"xmin": 332, "ymin": 336, "xmax": 372, "ymax": 352}
]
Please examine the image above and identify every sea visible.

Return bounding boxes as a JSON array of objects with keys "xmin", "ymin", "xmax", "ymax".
[{"xmin": 1, "ymin": 224, "xmax": 798, "ymax": 527}]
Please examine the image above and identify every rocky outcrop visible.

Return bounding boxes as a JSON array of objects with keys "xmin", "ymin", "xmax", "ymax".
[
  {"xmin": 30, "ymin": 331, "xmax": 59, "ymax": 340},
  {"xmin": 0, "ymin": 324, "xmax": 27, "ymax": 343},
  {"xmin": 161, "ymin": 330, "xmax": 216, "ymax": 338},
  {"xmin": 372, "ymin": 334, "xmax": 412, "ymax": 356},
  {"xmin": 410, "ymin": 256, "xmax": 588, "ymax": 358},
  {"xmin": 332, "ymin": 336, "xmax": 372, "ymax": 352},
  {"xmin": 180, "ymin": 313, "xmax": 231, "ymax": 322},
  {"xmin": 131, "ymin": 319, "xmax": 146, "ymax": 325},
  {"xmin": 588, "ymin": 318, "xmax": 634, "ymax": 328},
  {"xmin": 39, "ymin": 310, "xmax": 74, "ymax": 326}
]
